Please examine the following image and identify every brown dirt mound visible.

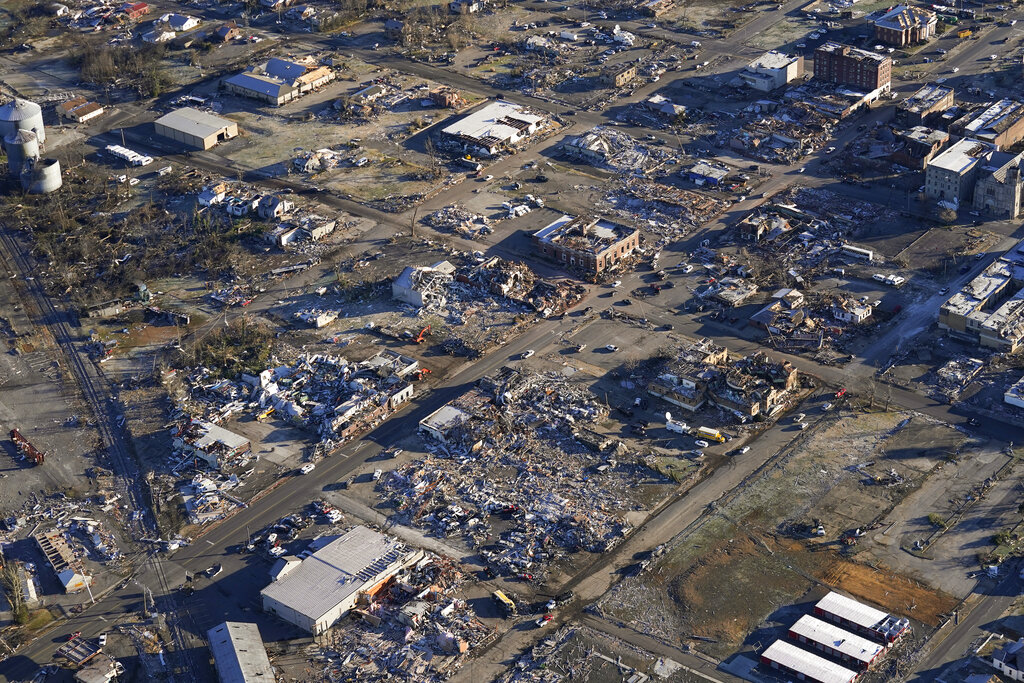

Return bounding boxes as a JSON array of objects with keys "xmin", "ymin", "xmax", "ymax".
[{"xmin": 819, "ymin": 559, "xmax": 957, "ymax": 626}]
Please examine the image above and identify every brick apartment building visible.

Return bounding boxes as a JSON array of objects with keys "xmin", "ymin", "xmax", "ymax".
[
  {"xmin": 532, "ymin": 214, "xmax": 639, "ymax": 274},
  {"xmin": 813, "ymin": 42, "xmax": 891, "ymax": 92},
  {"xmin": 873, "ymin": 5, "xmax": 936, "ymax": 47}
]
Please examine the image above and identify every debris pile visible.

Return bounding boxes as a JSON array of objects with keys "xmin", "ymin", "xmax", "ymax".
[
  {"xmin": 424, "ymin": 205, "xmax": 489, "ymax": 239},
  {"xmin": 378, "ymin": 371, "xmax": 654, "ymax": 577},
  {"xmin": 304, "ymin": 555, "xmax": 495, "ymax": 681}
]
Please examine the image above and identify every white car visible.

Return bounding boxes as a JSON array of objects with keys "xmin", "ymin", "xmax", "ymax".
[
  {"xmin": 951, "ymin": 67, "xmax": 959, "ymax": 73},
  {"xmin": 681, "ymin": 264, "xmax": 694, "ymax": 273},
  {"xmin": 373, "ymin": 469, "xmax": 383, "ymax": 481},
  {"xmin": 300, "ymin": 463, "xmax": 316, "ymax": 475},
  {"xmin": 990, "ymin": 54, "xmax": 998, "ymax": 61},
  {"xmin": 268, "ymin": 546, "xmax": 287, "ymax": 558},
  {"xmin": 605, "ymin": 344, "xmax": 619, "ymax": 352},
  {"xmin": 797, "ymin": 167, "xmax": 806, "ymax": 173},
  {"xmin": 795, "ymin": 413, "xmax": 806, "ymax": 422},
  {"xmin": 611, "ymin": 280, "xmax": 622, "ymax": 288},
  {"xmin": 98, "ymin": 634, "xmax": 108, "ymax": 647},
  {"xmin": 522, "ymin": 349, "xmax": 535, "ymax": 359},
  {"xmin": 822, "ymin": 402, "xmax": 833, "ymax": 412},
  {"xmin": 871, "ymin": 299, "xmax": 881, "ymax": 307},
  {"xmin": 824, "ymin": 146, "xmax": 836, "ymax": 154},
  {"xmin": 694, "ymin": 440, "xmax": 710, "ymax": 448},
  {"xmin": 738, "ymin": 446, "xmax": 750, "ymax": 454}
]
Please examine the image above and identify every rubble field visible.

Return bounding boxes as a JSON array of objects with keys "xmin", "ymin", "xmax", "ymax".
[
  {"xmin": 373, "ymin": 368, "xmax": 676, "ymax": 585},
  {"xmin": 597, "ymin": 410, "xmax": 962, "ymax": 659},
  {"xmin": 497, "ymin": 624, "xmax": 692, "ymax": 683}
]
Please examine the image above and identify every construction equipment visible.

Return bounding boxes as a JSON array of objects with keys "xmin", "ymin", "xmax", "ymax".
[
  {"xmin": 415, "ymin": 325, "xmax": 432, "ymax": 344},
  {"xmin": 10, "ymin": 428, "xmax": 44, "ymax": 465},
  {"xmin": 256, "ymin": 406, "xmax": 275, "ymax": 422},
  {"xmin": 412, "ymin": 367, "xmax": 432, "ymax": 381}
]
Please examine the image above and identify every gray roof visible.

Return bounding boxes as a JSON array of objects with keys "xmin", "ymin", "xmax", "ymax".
[
  {"xmin": 155, "ymin": 107, "xmax": 234, "ymax": 139},
  {"xmin": 260, "ymin": 526, "xmax": 418, "ymax": 623},
  {"xmin": 264, "ymin": 57, "xmax": 307, "ymax": 82},
  {"xmin": 207, "ymin": 622, "xmax": 275, "ymax": 683},
  {"xmin": 0, "ymin": 98, "xmax": 42, "ymax": 122},
  {"xmin": 225, "ymin": 72, "xmax": 294, "ymax": 98}
]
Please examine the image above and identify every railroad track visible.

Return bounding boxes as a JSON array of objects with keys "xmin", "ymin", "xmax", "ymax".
[{"xmin": 0, "ymin": 228, "xmax": 198, "ymax": 678}]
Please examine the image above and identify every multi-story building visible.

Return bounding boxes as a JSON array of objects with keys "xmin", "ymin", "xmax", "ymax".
[
  {"xmin": 739, "ymin": 51, "xmax": 805, "ymax": 91},
  {"xmin": 951, "ymin": 99, "xmax": 1024, "ymax": 150},
  {"xmin": 813, "ymin": 42, "xmax": 891, "ymax": 92},
  {"xmin": 973, "ymin": 151, "xmax": 1024, "ymax": 218},
  {"xmin": 601, "ymin": 64, "xmax": 637, "ymax": 88},
  {"xmin": 891, "ymin": 126, "xmax": 949, "ymax": 169},
  {"xmin": 939, "ymin": 238, "xmax": 1024, "ymax": 352},
  {"xmin": 873, "ymin": 5, "xmax": 937, "ymax": 47},
  {"xmin": 532, "ymin": 214, "xmax": 639, "ymax": 274},
  {"xmin": 924, "ymin": 138, "xmax": 997, "ymax": 204},
  {"xmin": 897, "ymin": 83, "xmax": 954, "ymax": 126}
]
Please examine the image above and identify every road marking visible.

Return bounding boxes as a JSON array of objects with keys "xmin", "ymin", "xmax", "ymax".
[{"xmin": 205, "ymin": 540, "xmax": 214, "ymax": 546}]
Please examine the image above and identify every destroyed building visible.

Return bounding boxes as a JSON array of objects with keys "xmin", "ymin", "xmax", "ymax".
[
  {"xmin": 261, "ymin": 525, "xmax": 424, "ymax": 634},
  {"xmin": 951, "ymin": 99, "xmax": 1024, "ymax": 150},
  {"xmin": 392, "ymin": 261, "xmax": 455, "ymax": 308},
  {"xmin": 939, "ymin": 238, "xmax": 1024, "ymax": 352},
  {"xmin": 647, "ymin": 342, "xmax": 798, "ymax": 420},
  {"xmin": 532, "ymin": 214, "xmax": 639, "ymax": 275},
  {"xmin": 440, "ymin": 100, "xmax": 546, "ymax": 157},
  {"xmin": 172, "ymin": 420, "xmax": 252, "ymax": 472},
  {"xmin": 34, "ymin": 529, "xmax": 93, "ymax": 593},
  {"xmin": 897, "ymin": 83, "xmax": 954, "ymax": 126},
  {"xmin": 891, "ymin": 126, "xmax": 949, "ymax": 169}
]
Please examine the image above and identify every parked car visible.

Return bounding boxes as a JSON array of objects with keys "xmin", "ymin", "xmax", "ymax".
[
  {"xmin": 522, "ymin": 349, "xmax": 535, "ymax": 359},
  {"xmin": 299, "ymin": 463, "xmax": 316, "ymax": 475},
  {"xmin": 694, "ymin": 439, "xmax": 710, "ymax": 448},
  {"xmin": 605, "ymin": 344, "xmax": 619, "ymax": 351}
]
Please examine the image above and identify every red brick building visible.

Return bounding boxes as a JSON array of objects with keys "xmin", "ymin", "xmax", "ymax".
[
  {"xmin": 532, "ymin": 214, "xmax": 639, "ymax": 274},
  {"xmin": 813, "ymin": 42, "xmax": 891, "ymax": 92}
]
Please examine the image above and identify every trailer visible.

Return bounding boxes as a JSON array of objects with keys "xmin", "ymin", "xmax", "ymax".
[{"xmin": 10, "ymin": 428, "xmax": 44, "ymax": 465}]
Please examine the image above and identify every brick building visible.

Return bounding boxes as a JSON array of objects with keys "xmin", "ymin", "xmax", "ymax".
[
  {"xmin": 532, "ymin": 214, "xmax": 639, "ymax": 274},
  {"xmin": 813, "ymin": 42, "xmax": 891, "ymax": 92},
  {"xmin": 873, "ymin": 5, "xmax": 936, "ymax": 47}
]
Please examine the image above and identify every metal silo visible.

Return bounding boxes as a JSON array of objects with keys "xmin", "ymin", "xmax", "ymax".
[
  {"xmin": 0, "ymin": 98, "xmax": 46, "ymax": 146},
  {"xmin": 20, "ymin": 157, "xmax": 62, "ymax": 194},
  {"xmin": 4, "ymin": 129, "xmax": 39, "ymax": 176}
]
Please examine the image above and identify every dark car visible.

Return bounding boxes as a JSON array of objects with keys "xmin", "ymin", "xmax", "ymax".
[
  {"xmin": 554, "ymin": 590, "xmax": 574, "ymax": 605},
  {"xmin": 621, "ymin": 299, "xmax": 633, "ymax": 305}
]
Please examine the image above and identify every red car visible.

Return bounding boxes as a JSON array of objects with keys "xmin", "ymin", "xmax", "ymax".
[
  {"xmin": 516, "ymin": 573, "xmax": 535, "ymax": 582},
  {"xmin": 835, "ymin": 388, "xmax": 847, "ymax": 398},
  {"xmin": 536, "ymin": 614, "xmax": 553, "ymax": 628}
]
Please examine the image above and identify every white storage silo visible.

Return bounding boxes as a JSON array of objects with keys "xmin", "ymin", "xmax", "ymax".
[
  {"xmin": 4, "ymin": 129, "xmax": 39, "ymax": 176},
  {"xmin": 0, "ymin": 98, "xmax": 46, "ymax": 146}
]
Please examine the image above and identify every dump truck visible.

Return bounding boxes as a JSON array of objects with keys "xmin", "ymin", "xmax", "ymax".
[{"xmin": 696, "ymin": 426, "xmax": 726, "ymax": 443}]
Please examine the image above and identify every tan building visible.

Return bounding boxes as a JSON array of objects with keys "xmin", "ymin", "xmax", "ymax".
[
  {"xmin": 873, "ymin": 5, "xmax": 936, "ymax": 47},
  {"xmin": 154, "ymin": 107, "xmax": 238, "ymax": 150},
  {"xmin": 939, "ymin": 240, "xmax": 1024, "ymax": 352},
  {"xmin": 601, "ymin": 63, "xmax": 637, "ymax": 88},
  {"xmin": 973, "ymin": 151, "xmax": 1024, "ymax": 218},
  {"xmin": 897, "ymin": 83, "xmax": 954, "ymax": 126},
  {"xmin": 532, "ymin": 214, "xmax": 640, "ymax": 274},
  {"xmin": 924, "ymin": 138, "xmax": 997, "ymax": 204}
]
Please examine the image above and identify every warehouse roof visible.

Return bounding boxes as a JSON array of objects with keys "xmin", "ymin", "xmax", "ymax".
[
  {"xmin": 155, "ymin": 107, "xmax": 235, "ymax": 138},
  {"xmin": 927, "ymin": 138, "xmax": 994, "ymax": 174},
  {"xmin": 815, "ymin": 591, "xmax": 904, "ymax": 636},
  {"xmin": 442, "ymin": 100, "xmax": 544, "ymax": 144},
  {"xmin": 224, "ymin": 72, "xmax": 295, "ymax": 98},
  {"xmin": 790, "ymin": 615, "xmax": 884, "ymax": 664},
  {"xmin": 762, "ymin": 639, "xmax": 859, "ymax": 683},
  {"xmin": 207, "ymin": 622, "xmax": 274, "ymax": 683},
  {"xmin": 260, "ymin": 526, "xmax": 418, "ymax": 623}
]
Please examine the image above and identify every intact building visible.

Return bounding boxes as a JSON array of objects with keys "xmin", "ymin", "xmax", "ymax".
[
  {"xmin": 761, "ymin": 639, "xmax": 859, "ymax": 683},
  {"xmin": 154, "ymin": 108, "xmax": 238, "ymax": 150},
  {"xmin": 207, "ymin": 622, "xmax": 274, "ymax": 683},
  {"xmin": 814, "ymin": 42, "xmax": 892, "ymax": 92},
  {"xmin": 924, "ymin": 138, "xmax": 997, "ymax": 204},
  {"xmin": 440, "ymin": 100, "xmax": 546, "ymax": 157},
  {"xmin": 740, "ymin": 51, "xmax": 805, "ymax": 91},
  {"xmin": 813, "ymin": 591, "xmax": 911, "ymax": 644},
  {"xmin": 788, "ymin": 615, "xmax": 885, "ymax": 670},
  {"xmin": 939, "ymin": 239, "xmax": 1024, "ymax": 352},
  {"xmin": 873, "ymin": 5, "xmax": 936, "ymax": 46},
  {"xmin": 973, "ymin": 151, "xmax": 1024, "ymax": 218},
  {"xmin": 261, "ymin": 526, "xmax": 425, "ymax": 634},
  {"xmin": 532, "ymin": 214, "xmax": 639, "ymax": 274},
  {"xmin": 224, "ymin": 72, "xmax": 298, "ymax": 105},
  {"xmin": 897, "ymin": 83, "xmax": 954, "ymax": 126}
]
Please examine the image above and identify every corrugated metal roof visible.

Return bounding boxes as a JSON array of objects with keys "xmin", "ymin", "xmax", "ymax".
[
  {"xmin": 790, "ymin": 615, "xmax": 884, "ymax": 664},
  {"xmin": 207, "ymin": 622, "xmax": 275, "ymax": 683},
  {"xmin": 762, "ymin": 639, "xmax": 859, "ymax": 683},
  {"xmin": 155, "ymin": 107, "xmax": 234, "ymax": 139},
  {"xmin": 225, "ymin": 72, "xmax": 295, "ymax": 99},
  {"xmin": 815, "ymin": 591, "xmax": 888, "ymax": 630}
]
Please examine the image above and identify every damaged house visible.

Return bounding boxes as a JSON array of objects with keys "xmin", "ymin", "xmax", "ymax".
[
  {"xmin": 172, "ymin": 420, "xmax": 252, "ymax": 472},
  {"xmin": 392, "ymin": 261, "xmax": 456, "ymax": 308}
]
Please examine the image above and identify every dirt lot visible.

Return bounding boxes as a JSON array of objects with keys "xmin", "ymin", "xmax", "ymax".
[{"xmin": 597, "ymin": 410, "xmax": 964, "ymax": 659}]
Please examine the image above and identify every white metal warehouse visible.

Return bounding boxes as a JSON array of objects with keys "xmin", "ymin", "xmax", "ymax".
[{"xmin": 760, "ymin": 639, "xmax": 860, "ymax": 683}]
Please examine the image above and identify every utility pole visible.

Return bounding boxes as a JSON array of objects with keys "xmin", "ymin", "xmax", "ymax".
[{"xmin": 410, "ymin": 206, "xmax": 418, "ymax": 238}]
